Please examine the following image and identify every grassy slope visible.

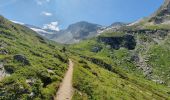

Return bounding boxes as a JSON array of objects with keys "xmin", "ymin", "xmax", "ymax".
[
  {"xmin": 147, "ymin": 34, "xmax": 170, "ymax": 86},
  {"xmin": 0, "ymin": 16, "xmax": 68, "ymax": 100},
  {"xmin": 70, "ymin": 55, "xmax": 170, "ymax": 100},
  {"xmin": 69, "ymin": 30, "xmax": 170, "ymax": 99},
  {"xmin": 135, "ymin": 24, "xmax": 170, "ymax": 86}
]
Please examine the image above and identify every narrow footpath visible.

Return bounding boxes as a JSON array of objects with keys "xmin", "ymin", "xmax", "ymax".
[{"xmin": 55, "ymin": 59, "xmax": 74, "ymax": 100}]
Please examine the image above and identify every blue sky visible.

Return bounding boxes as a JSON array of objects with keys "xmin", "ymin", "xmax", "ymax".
[{"xmin": 0, "ymin": 0, "xmax": 164, "ymax": 30}]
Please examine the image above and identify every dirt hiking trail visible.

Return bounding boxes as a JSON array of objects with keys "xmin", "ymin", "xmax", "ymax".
[{"xmin": 55, "ymin": 59, "xmax": 74, "ymax": 100}]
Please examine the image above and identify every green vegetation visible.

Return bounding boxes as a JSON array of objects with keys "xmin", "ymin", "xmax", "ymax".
[
  {"xmin": 0, "ymin": 16, "xmax": 68, "ymax": 100},
  {"xmin": 144, "ymin": 24, "xmax": 170, "ymax": 30},
  {"xmin": 71, "ymin": 2, "xmax": 170, "ymax": 99},
  {"xmin": 100, "ymin": 31, "xmax": 125, "ymax": 37},
  {"xmin": 147, "ymin": 35, "xmax": 170, "ymax": 86},
  {"xmin": 71, "ymin": 56, "xmax": 170, "ymax": 100},
  {"xmin": 69, "ymin": 30, "xmax": 170, "ymax": 99},
  {"xmin": 1, "ymin": 8, "xmax": 170, "ymax": 99}
]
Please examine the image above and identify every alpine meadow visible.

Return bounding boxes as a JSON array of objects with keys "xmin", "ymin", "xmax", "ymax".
[{"xmin": 0, "ymin": 0, "xmax": 170, "ymax": 100}]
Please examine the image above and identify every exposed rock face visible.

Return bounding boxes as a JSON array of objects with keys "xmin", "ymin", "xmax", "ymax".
[
  {"xmin": 0, "ymin": 63, "xmax": 4, "ymax": 78},
  {"xmin": 98, "ymin": 34, "xmax": 136, "ymax": 50},
  {"xmin": 17, "ymin": 21, "xmax": 103, "ymax": 44},
  {"xmin": 26, "ymin": 79, "xmax": 36, "ymax": 86},
  {"xmin": 131, "ymin": 53, "xmax": 140, "ymax": 62},
  {"xmin": 0, "ymin": 41, "xmax": 8, "ymax": 49},
  {"xmin": 0, "ymin": 63, "xmax": 10, "ymax": 80},
  {"xmin": 0, "ymin": 41, "xmax": 9, "ymax": 55},
  {"xmin": 149, "ymin": 0, "xmax": 170, "ymax": 24},
  {"xmin": 67, "ymin": 21, "xmax": 101, "ymax": 39},
  {"xmin": 50, "ymin": 21, "xmax": 103, "ymax": 44},
  {"xmin": 137, "ymin": 55, "xmax": 152, "ymax": 78},
  {"xmin": 13, "ymin": 54, "xmax": 30, "ymax": 65},
  {"xmin": 0, "ymin": 49, "xmax": 8, "ymax": 55},
  {"xmin": 117, "ymin": 28, "xmax": 169, "ymax": 35}
]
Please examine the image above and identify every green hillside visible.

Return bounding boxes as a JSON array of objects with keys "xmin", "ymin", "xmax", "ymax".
[
  {"xmin": 1, "ymin": 1, "xmax": 170, "ymax": 100},
  {"xmin": 0, "ymin": 16, "xmax": 68, "ymax": 100},
  {"xmin": 69, "ymin": 25, "xmax": 170, "ymax": 99}
]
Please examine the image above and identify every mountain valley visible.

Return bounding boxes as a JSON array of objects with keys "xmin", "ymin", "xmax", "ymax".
[{"xmin": 0, "ymin": 0, "xmax": 170, "ymax": 100}]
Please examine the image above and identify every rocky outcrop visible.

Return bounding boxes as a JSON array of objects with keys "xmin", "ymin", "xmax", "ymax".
[
  {"xmin": 125, "ymin": 29, "xmax": 169, "ymax": 35},
  {"xmin": 0, "ymin": 49, "xmax": 8, "ymax": 55},
  {"xmin": 0, "ymin": 41, "xmax": 9, "ymax": 55},
  {"xmin": 131, "ymin": 53, "xmax": 153, "ymax": 79},
  {"xmin": 91, "ymin": 46, "xmax": 102, "ymax": 53},
  {"xmin": 0, "ymin": 41, "xmax": 8, "ymax": 49},
  {"xmin": 13, "ymin": 54, "xmax": 30, "ymax": 65},
  {"xmin": 98, "ymin": 34, "xmax": 136, "ymax": 50},
  {"xmin": 0, "ymin": 63, "xmax": 10, "ymax": 80},
  {"xmin": 149, "ymin": 0, "xmax": 170, "ymax": 24}
]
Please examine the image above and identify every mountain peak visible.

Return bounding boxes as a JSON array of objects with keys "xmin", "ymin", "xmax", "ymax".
[
  {"xmin": 67, "ymin": 21, "xmax": 101, "ymax": 30},
  {"xmin": 149, "ymin": 0, "xmax": 170, "ymax": 24}
]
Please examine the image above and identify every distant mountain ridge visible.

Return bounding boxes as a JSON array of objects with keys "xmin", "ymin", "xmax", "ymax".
[
  {"xmin": 11, "ymin": 21, "xmax": 59, "ymax": 38},
  {"xmin": 12, "ymin": 20, "xmax": 128, "ymax": 44},
  {"xmin": 12, "ymin": 20, "xmax": 127, "ymax": 44},
  {"xmin": 11, "ymin": 0, "xmax": 170, "ymax": 44},
  {"xmin": 51, "ymin": 21, "xmax": 103, "ymax": 44},
  {"xmin": 1, "ymin": 0, "xmax": 170, "ymax": 99},
  {"xmin": 47, "ymin": 21, "xmax": 127, "ymax": 44}
]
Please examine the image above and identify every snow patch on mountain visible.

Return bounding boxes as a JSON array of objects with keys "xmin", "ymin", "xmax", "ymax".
[
  {"xmin": 10, "ymin": 20, "xmax": 25, "ymax": 25},
  {"xmin": 30, "ymin": 27, "xmax": 53, "ymax": 36}
]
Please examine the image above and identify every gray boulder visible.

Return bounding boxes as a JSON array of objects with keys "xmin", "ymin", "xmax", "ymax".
[
  {"xmin": 13, "ymin": 54, "xmax": 30, "ymax": 65},
  {"xmin": 91, "ymin": 46, "xmax": 102, "ymax": 53},
  {"xmin": 0, "ymin": 49, "xmax": 8, "ymax": 55}
]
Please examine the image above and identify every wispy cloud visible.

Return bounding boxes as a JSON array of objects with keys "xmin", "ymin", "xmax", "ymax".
[
  {"xmin": 36, "ymin": 0, "xmax": 51, "ymax": 5},
  {"xmin": 41, "ymin": 11, "xmax": 53, "ymax": 16},
  {"xmin": 43, "ymin": 21, "xmax": 60, "ymax": 31}
]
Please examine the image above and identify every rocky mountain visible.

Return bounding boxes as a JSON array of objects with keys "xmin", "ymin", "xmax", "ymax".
[
  {"xmin": 24, "ymin": 24, "xmax": 59, "ymax": 39},
  {"xmin": 11, "ymin": 21, "xmax": 59, "ymax": 39},
  {"xmin": 149, "ymin": 0, "xmax": 170, "ymax": 24},
  {"xmin": 13, "ymin": 20, "xmax": 127, "ymax": 44},
  {"xmin": 50, "ymin": 21, "xmax": 103, "ymax": 44},
  {"xmin": 19, "ymin": 21, "xmax": 103, "ymax": 44},
  {"xmin": 35, "ymin": 21, "xmax": 127, "ymax": 44},
  {"xmin": 98, "ymin": 22, "xmax": 127, "ymax": 33}
]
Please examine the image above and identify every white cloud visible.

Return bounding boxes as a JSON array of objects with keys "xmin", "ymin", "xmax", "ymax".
[
  {"xmin": 41, "ymin": 11, "xmax": 53, "ymax": 16},
  {"xmin": 43, "ymin": 21, "xmax": 60, "ymax": 31},
  {"xmin": 36, "ymin": 0, "xmax": 51, "ymax": 5}
]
